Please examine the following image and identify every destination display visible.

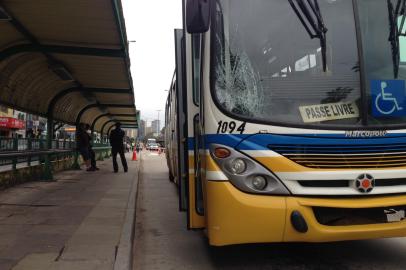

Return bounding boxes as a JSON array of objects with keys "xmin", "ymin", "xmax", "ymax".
[{"xmin": 299, "ymin": 102, "xmax": 359, "ymax": 123}]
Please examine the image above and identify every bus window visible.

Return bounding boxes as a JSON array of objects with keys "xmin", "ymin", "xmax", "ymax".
[{"xmin": 192, "ymin": 34, "xmax": 203, "ymax": 105}]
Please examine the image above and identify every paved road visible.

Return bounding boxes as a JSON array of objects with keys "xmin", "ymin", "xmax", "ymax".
[{"xmin": 133, "ymin": 152, "xmax": 406, "ymax": 270}]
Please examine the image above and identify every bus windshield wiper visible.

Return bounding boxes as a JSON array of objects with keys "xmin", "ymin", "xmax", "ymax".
[
  {"xmin": 387, "ymin": 0, "xmax": 406, "ymax": 78},
  {"xmin": 288, "ymin": 0, "xmax": 328, "ymax": 72}
]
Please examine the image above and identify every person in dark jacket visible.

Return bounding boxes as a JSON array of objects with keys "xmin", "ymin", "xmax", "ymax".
[
  {"xmin": 109, "ymin": 122, "xmax": 128, "ymax": 173},
  {"xmin": 76, "ymin": 123, "xmax": 92, "ymax": 171}
]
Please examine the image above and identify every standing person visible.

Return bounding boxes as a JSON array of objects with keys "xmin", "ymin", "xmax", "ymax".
[
  {"xmin": 85, "ymin": 124, "xmax": 99, "ymax": 171},
  {"xmin": 109, "ymin": 122, "xmax": 128, "ymax": 173},
  {"xmin": 76, "ymin": 123, "xmax": 92, "ymax": 171}
]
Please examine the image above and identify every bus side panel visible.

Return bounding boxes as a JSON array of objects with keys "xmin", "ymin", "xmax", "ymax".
[
  {"xmin": 165, "ymin": 75, "xmax": 178, "ymax": 183},
  {"xmin": 175, "ymin": 29, "xmax": 188, "ymax": 211}
]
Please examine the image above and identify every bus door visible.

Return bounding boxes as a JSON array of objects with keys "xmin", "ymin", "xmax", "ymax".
[
  {"xmin": 191, "ymin": 33, "xmax": 206, "ymax": 228},
  {"xmin": 175, "ymin": 28, "xmax": 205, "ymax": 230},
  {"xmin": 174, "ymin": 29, "xmax": 188, "ymax": 212},
  {"xmin": 175, "ymin": 27, "xmax": 205, "ymax": 228},
  {"xmin": 184, "ymin": 26, "xmax": 206, "ymax": 229}
]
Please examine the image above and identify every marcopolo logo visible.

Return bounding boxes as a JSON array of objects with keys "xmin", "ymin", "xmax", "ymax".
[
  {"xmin": 345, "ymin": 130, "xmax": 387, "ymax": 138},
  {"xmin": 354, "ymin": 173, "xmax": 375, "ymax": 193}
]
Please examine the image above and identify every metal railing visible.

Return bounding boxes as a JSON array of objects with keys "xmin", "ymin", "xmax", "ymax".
[
  {"xmin": 0, "ymin": 137, "xmax": 111, "ymax": 180},
  {"xmin": 0, "ymin": 137, "xmax": 76, "ymax": 166}
]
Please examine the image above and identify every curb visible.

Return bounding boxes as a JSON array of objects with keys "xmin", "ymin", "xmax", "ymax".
[{"xmin": 113, "ymin": 154, "xmax": 142, "ymax": 270}]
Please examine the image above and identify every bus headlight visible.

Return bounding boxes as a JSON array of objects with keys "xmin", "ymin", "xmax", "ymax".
[
  {"xmin": 210, "ymin": 144, "xmax": 290, "ymax": 195},
  {"xmin": 252, "ymin": 175, "xmax": 267, "ymax": 190},
  {"xmin": 230, "ymin": 158, "xmax": 247, "ymax": 174}
]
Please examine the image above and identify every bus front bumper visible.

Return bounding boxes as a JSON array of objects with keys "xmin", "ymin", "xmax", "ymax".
[{"xmin": 206, "ymin": 181, "xmax": 406, "ymax": 246}]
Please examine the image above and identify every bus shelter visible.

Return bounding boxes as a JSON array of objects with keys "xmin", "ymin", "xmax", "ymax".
[
  {"xmin": 0, "ymin": 0, "xmax": 138, "ymax": 142},
  {"xmin": 0, "ymin": 0, "xmax": 138, "ymax": 179}
]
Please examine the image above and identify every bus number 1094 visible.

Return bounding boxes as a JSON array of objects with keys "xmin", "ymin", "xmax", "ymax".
[{"xmin": 216, "ymin": 121, "xmax": 246, "ymax": 134}]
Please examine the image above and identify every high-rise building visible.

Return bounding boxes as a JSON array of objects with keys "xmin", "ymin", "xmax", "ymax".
[
  {"xmin": 151, "ymin": 120, "xmax": 160, "ymax": 135},
  {"xmin": 123, "ymin": 128, "xmax": 138, "ymax": 139},
  {"xmin": 139, "ymin": 120, "xmax": 146, "ymax": 139},
  {"xmin": 145, "ymin": 126, "xmax": 153, "ymax": 137}
]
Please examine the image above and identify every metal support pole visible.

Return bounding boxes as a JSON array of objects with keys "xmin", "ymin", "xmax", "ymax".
[
  {"xmin": 98, "ymin": 147, "xmax": 104, "ymax": 161},
  {"xmin": 71, "ymin": 125, "xmax": 80, "ymax": 170},
  {"xmin": 27, "ymin": 138, "xmax": 32, "ymax": 166},
  {"xmin": 12, "ymin": 137, "xmax": 17, "ymax": 173},
  {"xmin": 47, "ymin": 117, "xmax": 53, "ymax": 149},
  {"xmin": 42, "ymin": 116, "xmax": 54, "ymax": 181},
  {"xmin": 72, "ymin": 151, "xmax": 80, "ymax": 170}
]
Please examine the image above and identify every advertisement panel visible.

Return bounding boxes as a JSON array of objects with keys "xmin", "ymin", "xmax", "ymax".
[{"xmin": 0, "ymin": 117, "xmax": 25, "ymax": 129}]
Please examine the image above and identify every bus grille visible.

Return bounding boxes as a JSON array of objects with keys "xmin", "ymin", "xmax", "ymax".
[
  {"xmin": 313, "ymin": 206, "xmax": 406, "ymax": 226},
  {"xmin": 298, "ymin": 178, "xmax": 406, "ymax": 187},
  {"xmin": 269, "ymin": 143, "xmax": 406, "ymax": 169}
]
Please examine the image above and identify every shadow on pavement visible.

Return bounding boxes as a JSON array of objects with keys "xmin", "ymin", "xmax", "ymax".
[{"xmin": 206, "ymin": 238, "xmax": 406, "ymax": 270}]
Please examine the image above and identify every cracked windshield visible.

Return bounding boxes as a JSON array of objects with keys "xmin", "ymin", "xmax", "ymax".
[
  {"xmin": 213, "ymin": 0, "xmax": 362, "ymax": 126},
  {"xmin": 213, "ymin": 0, "xmax": 406, "ymax": 127}
]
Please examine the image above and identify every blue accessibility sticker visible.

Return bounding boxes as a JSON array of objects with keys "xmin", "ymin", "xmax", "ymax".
[{"xmin": 371, "ymin": 80, "xmax": 406, "ymax": 117}]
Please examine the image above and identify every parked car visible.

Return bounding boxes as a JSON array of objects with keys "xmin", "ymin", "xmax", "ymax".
[{"xmin": 148, "ymin": 143, "xmax": 159, "ymax": 151}]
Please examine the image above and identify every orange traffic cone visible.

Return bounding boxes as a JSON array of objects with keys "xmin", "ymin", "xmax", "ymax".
[{"xmin": 132, "ymin": 149, "xmax": 137, "ymax": 161}]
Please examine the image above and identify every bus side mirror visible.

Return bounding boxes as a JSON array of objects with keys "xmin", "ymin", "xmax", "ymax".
[{"xmin": 186, "ymin": 0, "xmax": 211, "ymax": 34}]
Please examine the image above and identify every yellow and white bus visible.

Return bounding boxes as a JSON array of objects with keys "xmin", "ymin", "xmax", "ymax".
[{"xmin": 166, "ymin": 0, "xmax": 406, "ymax": 246}]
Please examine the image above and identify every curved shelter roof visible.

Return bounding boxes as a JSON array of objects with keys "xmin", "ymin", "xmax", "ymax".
[{"xmin": 0, "ymin": 0, "xmax": 137, "ymax": 132}]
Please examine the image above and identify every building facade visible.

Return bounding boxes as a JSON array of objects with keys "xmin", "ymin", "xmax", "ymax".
[
  {"xmin": 0, "ymin": 105, "xmax": 26, "ymax": 137},
  {"xmin": 124, "ymin": 128, "xmax": 138, "ymax": 139},
  {"xmin": 151, "ymin": 120, "xmax": 160, "ymax": 136},
  {"xmin": 138, "ymin": 120, "xmax": 146, "ymax": 140},
  {"xmin": 0, "ymin": 105, "xmax": 47, "ymax": 138}
]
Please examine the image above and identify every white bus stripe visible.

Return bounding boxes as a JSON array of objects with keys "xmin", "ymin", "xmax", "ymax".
[
  {"xmin": 206, "ymin": 171, "xmax": 228, "ymax": 181},
  {"xmin": 241, "ymin": 150, "xmax": 281, "ymax": 157}
]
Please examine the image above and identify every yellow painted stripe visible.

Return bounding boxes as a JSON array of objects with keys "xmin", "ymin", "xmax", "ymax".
[
  {"xmin": 254, "ymin": 156, "xmax": 313, "ymax": 172},
  {"xmin": 206, "ymin": 155, "xmax": 221, "ymax": 172},
  {"xmin": 292, "ymin": 155, "xmax": 406, "ymax": 160},
  {"xmin": 291, "ymin": 160, "xmax": 406, "ymax": 164},
  {"xmin": 254, "ymin": 156, "xmax": 406, "ymax": 172},
  {"xmin": 188, "ymin": 156, "xmax": 194, "ymax": 169}
]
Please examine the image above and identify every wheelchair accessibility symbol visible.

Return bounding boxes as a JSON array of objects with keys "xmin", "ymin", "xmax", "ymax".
[{"xmin": 371, "ymin": 80, "xmax": 406, "ymax": 117}]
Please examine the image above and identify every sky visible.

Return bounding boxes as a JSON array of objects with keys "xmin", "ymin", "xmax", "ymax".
[{"xmin": 122, "ymin": 0, "xmax": 183, "ymax": 124}]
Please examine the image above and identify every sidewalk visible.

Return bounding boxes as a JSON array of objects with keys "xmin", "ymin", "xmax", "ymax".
[{"xmin": 0, "ymin": 152, "xmax": 140, "ymax": 270}]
